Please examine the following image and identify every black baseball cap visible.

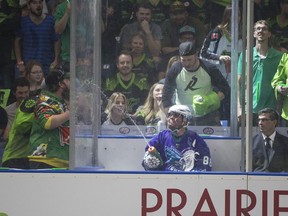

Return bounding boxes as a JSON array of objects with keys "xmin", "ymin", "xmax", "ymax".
[
  {"xmin": 179, "ymin": 41, "xmax": 196, "ymax": 56},
  {"xmin": 45, "ymin": 68, "xmax": 70, "ymax": 91},
  {"xmin": 170, "ymin": 1, "xmax": 186, "ymax": 13}
]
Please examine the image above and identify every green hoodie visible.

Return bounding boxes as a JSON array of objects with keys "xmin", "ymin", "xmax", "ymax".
[{"xmin": 272, "ymin": 53, "xmax": 288, "ymax": 120}]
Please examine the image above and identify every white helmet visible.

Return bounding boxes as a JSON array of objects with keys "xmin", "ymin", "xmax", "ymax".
[{"xmin": 168, "ymin": 105, "xmax": 191, "ymax": 120}]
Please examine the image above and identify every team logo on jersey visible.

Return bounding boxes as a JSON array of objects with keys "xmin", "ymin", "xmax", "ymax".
[
  {"xmin": 203, "ymin": 127, "xmax": 214, "ymax": 135},
  {"xmin": 32, "ymin": 144, "xmax": 47, "ymax": 157},
  {"xmin": 165, "ymin": 146, "xmax": 199, "ymax": 171},
  {"xmin": 119, "ymin": 127, "xmax": 130, "ymax": 134},
  {"xmin": 20, "ymin": 97, "xmax": 37, "ymax": 113},
  {"xmin": 184, "ymin": 76, "xmax": 200, "ymax": 91}
]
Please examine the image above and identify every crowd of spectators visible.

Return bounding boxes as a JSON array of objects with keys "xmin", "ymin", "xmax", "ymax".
[
  {"xmin": 99, "ymin": 0, "xmax": 285, "ymax": 128},
  {"xmin": 0, "ymin": 0, "xmax": 286, "ymax": 122}
]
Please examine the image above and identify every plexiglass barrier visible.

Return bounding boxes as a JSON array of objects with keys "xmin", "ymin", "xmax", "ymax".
[{"xmin": 69, "ymin": 1, "xmax": 288, "ymax": 172}]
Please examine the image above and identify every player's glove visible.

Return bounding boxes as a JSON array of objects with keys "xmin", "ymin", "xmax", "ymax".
[{"xmin": 143, "ymin": 147, "xmax": 163, "ymax": 170}]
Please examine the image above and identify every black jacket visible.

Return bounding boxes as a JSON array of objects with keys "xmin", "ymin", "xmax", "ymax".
[{"xmin": 253, "ymin": 132, "xmax": 288, "ymax": 172}]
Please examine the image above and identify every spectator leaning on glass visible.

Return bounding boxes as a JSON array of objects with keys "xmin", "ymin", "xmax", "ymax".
[
  {"xmin": 28, "ymin": 68, "xmax": 70, "ymax": 169},
  {"xmin": 162, "ymin": 41, "xmax": 230, "ymax": 126},
  {"xmin": 142, "ymin": 104, "xmax": 212, "ymax": 171}
]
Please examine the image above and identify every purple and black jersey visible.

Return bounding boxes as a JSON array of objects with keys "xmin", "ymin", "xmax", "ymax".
[{"xmin": 143, "ymin": 129, "xmax": 212, "ymax": 172}]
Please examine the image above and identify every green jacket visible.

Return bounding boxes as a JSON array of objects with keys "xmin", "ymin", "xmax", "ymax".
[
  {"xmin": 272, "ymin": 53, "xmax": 288, "ymax": 120},
  {"xmin": 2, "ymin": 97, "xmax": 37, "ymax": 164}
]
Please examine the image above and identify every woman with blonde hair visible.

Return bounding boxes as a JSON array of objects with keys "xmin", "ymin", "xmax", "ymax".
[
  {"xmin": 102, "ymin": 92, "xmax": 144, "ymax": 125},
  {"xmin": 136, "ymin": 82, "xmax": 166, "ymax": 125}
]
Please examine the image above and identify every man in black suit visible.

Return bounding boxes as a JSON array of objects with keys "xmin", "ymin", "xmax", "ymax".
[{"xmin": 253, "ymin": 108, "xmax": 288, "ymax": 172}]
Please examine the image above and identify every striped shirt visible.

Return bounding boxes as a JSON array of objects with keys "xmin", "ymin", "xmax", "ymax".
[{"xmin": 16, "ymin": 15, "xmax": 59, "ymax": 75}]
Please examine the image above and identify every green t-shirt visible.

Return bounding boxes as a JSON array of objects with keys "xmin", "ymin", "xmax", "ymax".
[
  {"xmin": 238, "ymin": 47, "xmax": 283, "ymax": 113},
  {"xmin": 55, "ymin": 1, "xmax": 70, "ymax": 62}
]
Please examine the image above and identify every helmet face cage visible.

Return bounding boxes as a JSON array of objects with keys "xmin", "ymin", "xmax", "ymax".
[{"xmin": 168, "ymin": 105, "xmax": 191, "ymax": 122}]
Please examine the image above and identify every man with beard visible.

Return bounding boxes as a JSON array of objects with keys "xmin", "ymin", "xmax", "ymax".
[
  {"xmin": 28, "ymin": 68, "xmax": 70, "ymax": 169},
  {"xmin": 142, "ymin": 104, "xmax": 212, "ymax": 171},
  {"xmin": 14, "ymin": 0, "xmax": 59, "ymax": 76},
  {"xmin": 162, "ymin": 41, "xmax": 230, "ymax": 126},
  {"xmin": 252, "ymin": 108, "xmax": 288, "ymax": 172},
  {"xmin": 238, "ymin": 20, "xmax": 283, "ymax": 126}
]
